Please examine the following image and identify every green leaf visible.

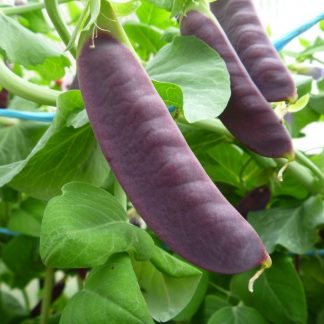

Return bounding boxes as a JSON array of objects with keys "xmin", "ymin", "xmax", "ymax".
[
  {"xmin": 19, "ymin": 10, "xmax": 51, "ymax": 34},
  {"xmin": 161, "ymin": 26, "xmax": 180, "ymax": 42},
  {"xmin": 146, "ymin": 0, "xmax": 173, "ymax": 11},
  {"xmin": 170, "ymin": 0, "xmax": 185, "ymax": 17},
  {"xmin": 0, "ymin": 12, "xmax": 70, "ymax": 79},
  {"xmin": 249, "ymin": 196, "xmax": 324, "ymax": 254},
  {"xmin": 301, "ymin": 256, "xmax": 324, "ymax": 285},
  {"xmin": 124, "ymin": 22, "xmax": 166, "ymax": 58},
  {"xmin": 132, "ymin": 247, "xmax": 202, "ymax": 322},
  {"xmin": 311, "ymin": 150, "xmax": 324, "ymax": 173},
  {"xmin": 320, "ymin": 20, "xmax": 324, "ymax": 31},
  {"xmin": 204, "ymin": 143, "xmax": 268, "ymax": 189},
  {"xmin": 299, "ymin": 272, "xmax": 324, "ymax": 321},
  {"xmin": 295, "ymin": 74, "xmax": 312, "ymax": 97},
  {"xmin": 147, "ymin": 36, "xmax": 230, "ymax": 123},
  {"xmin": 67, "ymin": 1, "xmax": 83, "ymax": 23},
  {"xmin": 40, "ymin": 182, "xmax": 155, "ymax": 267},
  {"xmin": 55, "ymin": 90, "xmax": 88, "ymax": 128},
  {"xmin": 180, "ymin": 122, "xmax": 230, "ymax": 154},
  {"xmin": 298, "ymin": 37, "xmax": 310, "ymax": 48},
  {"xmin": 136, "ymin": 1, "xmax": 175, "ymax": 29},
  {"xmin": 289, "ymin": 106, "xmax": 320, "ymax": 138},
  {"xmin": 0, "ymin": 96, "xmax": 108, "ymax": 200},
  {"xmin": 298, "ymin": 37, "xmax": 324, "ymax": 57},
  {"xmin": 7, "ymin": 95, "xmax": 39, "ymax": 111},
  {"xmin": 112, "ymin": 0, "xmax": 141, "ymax": 16},
  {"xmin": 7, "ymin": 123, "xmax": 108, "ymax": 200},
  {"xmin": 202, "ymin": 295, "xmax": 232, "ymax": 323},
  {"xmin": 60, "ymin": 254, "xmax": 154, "ymax": 324},
  {"xmin": 2, "ymin": 235, "xmax": 44, "ymax": 287},
  {"xmin": 308, "ymin": 93, "xmax": 324, "ymax": 114},
  {"xmin": 170, "ymin": 0, "xmax": 197, "ymax": 17},
  {"xmin": 207, "ymin": 306, "xmax": 268, "ymax": 324},
  {"xmin": 174, "ymin": 271, "xmax": 209, "ymax": 321},
  {"xmin": 0, "ymin": 291, "xmax": 28, "ymax": 324},
  {"xmin": 0, "ymin": 121, "xmax": 48, "ymax": 165},
  {"xmin": 317, "ymin": 78, "xmax": 324, "ymax": 91},
  {"xmin": 7, "ymin": 198, "xmax": 45, "ymax": 237},
  {"xmin": 270, "ymin": 162, "xmax": 312, "ymax": 200},
  {"xmin": 231, "ymin": 254, "xmax": 307, "ymax": 324},
  {"xmin": 152, "ymin": 80, "xmax": 183, "ymax": 108}
]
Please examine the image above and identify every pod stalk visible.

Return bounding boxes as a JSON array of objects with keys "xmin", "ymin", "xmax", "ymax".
[{"xmin": 248, "ymin": 256, "xmax": 272, "ymax": 293}]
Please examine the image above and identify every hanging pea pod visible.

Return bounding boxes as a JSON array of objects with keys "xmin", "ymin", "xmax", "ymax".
[
  {"xmin": 210, "ymin": 0, "xmax": 297, "ymax": 102},
  {"xmin": 76, "ymin": 1, "xmax": 271, "ymax": 274},
  {"xmin": 180, "ymin": 9, "xmax": 294, "ymax": 159}
]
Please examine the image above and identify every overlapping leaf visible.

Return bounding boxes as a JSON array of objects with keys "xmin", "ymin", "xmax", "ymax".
[
  {"xmin": 40, "ymin": 182, "xmax": 155, "ymax": 267},
  {"xmin": 132, "ymin": 247, "xmax": 202, "ymax": 322},
  {"xmin": 60, "ymin": 254, "xmax": 154, "ymax": 324},
  {"xmin": 147, "ymin": 36, "xmax": 230, "ymax": 123},
  {"xmin": 249, "ymin": 196, "xmax": 324, "ymax": 254}
]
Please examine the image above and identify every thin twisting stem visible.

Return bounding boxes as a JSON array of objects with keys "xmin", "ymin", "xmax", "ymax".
[
  {"xmin": 0, "ymin": 57, "xmax": 60, "ymax": 106},
  {"xmin": 44, "ymin": 0, "xmax": 77, "ymax": 58},
  {"xmin": 40, "ymin": 267, "xmax": 55, "ymax": 324}
]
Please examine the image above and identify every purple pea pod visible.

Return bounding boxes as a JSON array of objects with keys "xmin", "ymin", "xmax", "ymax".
[
  {"xmin": 210, "ymin": 0, "xmax": 297, "ymax": 102},
  {"xmin": 180, "ymin": 10, "xmax": 294, "ymax": 159},
  {"xmin": 236, "ymin": 186, "xmax": 271, "ymax": 218},
  {"xmin": 77, "ymin": 31, "xmax": 271, "ymax": 274}
]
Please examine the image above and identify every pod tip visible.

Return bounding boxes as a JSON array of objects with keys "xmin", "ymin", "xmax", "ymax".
[
  {"xmin": 248, "ymin": 255, "xmax": 272, "ymax": 293},
  {"xmin": 282, "ymin": 149, "xmax": 295, "ymax": 162}
]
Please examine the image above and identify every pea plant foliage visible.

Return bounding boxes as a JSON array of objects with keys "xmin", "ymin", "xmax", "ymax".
[{"xmin": 0, "ymin": 0, "xmax": 324, "ymax": 323}]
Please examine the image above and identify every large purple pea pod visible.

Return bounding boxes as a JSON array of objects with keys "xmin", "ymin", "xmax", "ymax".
[
  {"xmin": 180, "ymin": 10, "xmax": 294, "ymax": 159},
  {"xmin": 210, "ymin": 0, "xmax": 297, "ymax": 102},
  {"xmin": 77, "ymin": 32, "xmax": 271, "ymax": 274}
]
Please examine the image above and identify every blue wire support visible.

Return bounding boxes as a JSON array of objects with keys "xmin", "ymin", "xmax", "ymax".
[
  {"xmin": 0, "ymin": 107, "xmax": 176, "ymax": 123},
  {"xmin": 303, "ymin": 249, "xmax": 324, "ymax": 257},
  {"xmin": 0, "ymin": 109, "xmax": 55, "ymax": 122},
  {"xmin": 0, "ymin": 13, "xmax": 324, "ymax": 123},
  {"xmin": 0, "ymin": 227, "xmax": 19, "ymax": 236},
  {"xmin": 273, "ymin": 12, "xmax": 324, "ymax": 51}
]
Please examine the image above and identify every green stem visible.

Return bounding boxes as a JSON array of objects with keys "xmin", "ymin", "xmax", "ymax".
[
  {"xmin": 208, "ymin": 281, "xmax": 231, "ymax": 296},
  {"xmin": 78, "ymin": 0, "xmax": 137, "ymax": 58},
  {"xmin": 44, "ymin": 0, "xmax": 76, "ymax": 58},
  {"xmin": 0, "ymin": 58, "xmax": 60, "ymax": 106},
  {"xmin": 208, "ymin": 281, "xmax": 240, "ymax": 302},
  {"xmin": 114, "ymin": 177, "xmax": 127, "ymax": 211},
  {"xmin": 40, "ymin": 267, "xmax": 54, "ymax": 324},
  {"xmin": 295, "ymin": 150, "xmax": 324, "ymax": 184},
  {"xmin": 177, "ymin": 116, "xmax": 233, "ymax": 139},
  {"xmin": 312, "ymin": 57, "xmax": 324, "ymax": 65},
  {"xmin": 276, "ymin": 158, "xmax": 319, "ymax": 194},
  {"xmin": 1, "ymin": 0, "xmax": 72, "ymax": 15}
]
